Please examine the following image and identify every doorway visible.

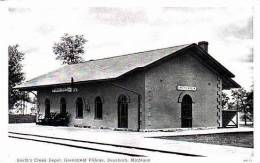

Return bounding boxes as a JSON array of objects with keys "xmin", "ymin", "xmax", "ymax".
[
  {"xmin": 181, "ymin": 95, "xmax": 192, "ymax": 128},
  {"xmin": 118, "ymin": 95, "xmax": 128, "ymax": 128}
]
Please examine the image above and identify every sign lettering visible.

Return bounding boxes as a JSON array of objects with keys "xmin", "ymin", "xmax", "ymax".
[
  {"xmin": 52, "ymin": 87, "xmax": 78, "ymax": 93},
  {"xmin": 177, "ymin": 86, "xmax": 196, "ymax": 91}
]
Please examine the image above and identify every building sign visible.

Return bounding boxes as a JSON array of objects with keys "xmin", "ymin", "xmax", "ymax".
[
  {"xmin": 177, "ymin": 86, "xmax": 196, "ymax": 91},
  {"xmin": 52, "ymin": 87, "xmax": 78, "ymax": 93}
]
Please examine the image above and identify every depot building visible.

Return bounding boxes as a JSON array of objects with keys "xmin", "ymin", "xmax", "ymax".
[{"xmin": 16, "ymin": 41, "xmax": 240, "ymax": 131}]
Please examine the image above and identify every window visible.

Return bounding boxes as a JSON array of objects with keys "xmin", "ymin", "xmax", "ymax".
[
  {"xmin": 45, "ymin": 99, "xmax": 50, "ymax": 116},
  {"xmin": 95, "ymin": 96, "xmax": 103, "ymax": 119},
  {"xmin": 60, "ymin": 97, "xmax": 66, "ymax": 114},
  {"xmin": 118, "ymin": 95, "xmax": 128, "ymax": 103},
  {"xmin": 76, "ymin": 97, "xmax": 83, "ymax": 118}
]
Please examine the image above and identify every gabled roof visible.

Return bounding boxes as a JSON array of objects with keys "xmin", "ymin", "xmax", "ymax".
[{"xmin": 16, "ymin": 43, "xmax": 240, "ymax": 90}]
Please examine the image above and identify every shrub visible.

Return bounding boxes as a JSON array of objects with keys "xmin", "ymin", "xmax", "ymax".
[
  {"xmin": 54, "ymin": 112, "xmax": 71, "ymax": 126},
  {"xmin": 37, "ymin": 112, "xmax": 71, "ymax": 126}
]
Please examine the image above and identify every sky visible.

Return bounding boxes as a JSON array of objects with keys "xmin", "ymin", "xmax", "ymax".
[{"xmin": 7, "ymin": 3, "xmax": 254, "ymax": 90}]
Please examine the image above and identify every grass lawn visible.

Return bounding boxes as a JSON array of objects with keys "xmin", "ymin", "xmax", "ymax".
[{"xmin": 156, "ymin": 131, "xmax": 253, "ymax": 148}]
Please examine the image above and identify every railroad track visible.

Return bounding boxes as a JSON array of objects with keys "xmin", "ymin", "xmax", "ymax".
[{"xmin": 8, "ymin": 132, "xmax": 203, "ymax": 157}]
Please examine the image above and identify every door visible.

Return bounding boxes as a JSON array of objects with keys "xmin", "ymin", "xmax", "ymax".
[
  {"xmin": 118, "ymin": 95, "xmax": 128, "ymax": 128},
  {"xmin": 181, "ymin": 95, "xmax": 192, "ymax": 128}
]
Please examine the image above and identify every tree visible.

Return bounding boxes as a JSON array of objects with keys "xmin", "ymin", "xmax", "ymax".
[
  {"xmin": 8, "ymin": 45, "xmax": 29, "ymax": 110},
  {"xmin": 53, "ymin": 33, "xmax": 87, "ymax": 65},
  {"xmin": 231, "ymin": 88, "xmax": 252, "ymax": 125},
  {"xmin": 245, "ymin": 90, "xmax": 253, "ymax": 119},
  {"xmin": 221, "ymin": 91, "xmax": 230, "ymax": 109}
]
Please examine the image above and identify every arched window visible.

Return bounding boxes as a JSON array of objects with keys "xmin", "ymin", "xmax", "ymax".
[
  {"xmin": 118, "ymin": 95, "xmax": 128, "ymax": 103},
  {"xmin": 45, "ymin": 99, "xmax": 50, "ymax": 116},
  {"xmin": 60, "ymin": 97, "xmax": 66, "ymax": 114},
  {"xmin": 95, "ymin": 96, "xmax": 103, "ymax": 119},
  {"xmin": 76, "ymin": 97, "xmax": 83, "ymax": 118}
]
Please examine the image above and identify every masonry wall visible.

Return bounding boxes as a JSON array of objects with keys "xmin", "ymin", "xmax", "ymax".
[
  {"xmin": 144, "ymin": 50, "xmax": 221, "ymax": 129},
  {"xmin": 37, "ymin": 50, "xmax": 223, "ymax": 130},
  {"xmin": 37, "ymin": 71, "xmax": 145, "ymax": 130}
]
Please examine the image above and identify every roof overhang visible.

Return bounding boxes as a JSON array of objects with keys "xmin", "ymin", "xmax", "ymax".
[
  {"xmin": 15, "ymin": 43, "xmax": 240, "ymax": 91},
  {"xmin": 14, "ymin": 77, "xmax": 116, "ymax": 91},
  {"xmin": 189, "ymin": 44, "xmax": 240, "ymax": 89},
  {"xmin": 222, "ymin": 76, "xmax": 241, "ymax": 90},
  {"xmin": 191, "ymin": 44, "xmax": 235, "ymax": 78}
]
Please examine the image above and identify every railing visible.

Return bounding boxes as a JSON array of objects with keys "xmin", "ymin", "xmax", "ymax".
[{"xmin": 222, "ymin": 110, "xmax": 238, "ymax": 128}]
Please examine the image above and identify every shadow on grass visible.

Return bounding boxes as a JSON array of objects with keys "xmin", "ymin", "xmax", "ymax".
[{"xmin": 153, "ymin": 131, "xmax": 253, "ymax": 148}]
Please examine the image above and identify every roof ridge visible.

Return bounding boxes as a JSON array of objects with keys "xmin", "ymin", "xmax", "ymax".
[
  {"xmin": 81, "ymin": 43, "xmax": 192, "ymax": 64},
  {"xmin": 24, "ymin": 43, "xmax": 191, "ymax": 82}
]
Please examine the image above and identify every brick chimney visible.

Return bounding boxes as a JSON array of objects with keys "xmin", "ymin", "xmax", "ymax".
[{"xmin": 198, "ymin": 41, "xmax": 208, "ymax": 52}]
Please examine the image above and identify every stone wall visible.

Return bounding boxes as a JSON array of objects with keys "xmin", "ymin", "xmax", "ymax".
[
  {"xmin": 37, "ymin": 71, "xmax": 145, "ymax": 130},
  {"xmin": 36, "ymin": 49, "xmax": 222, "ymax": 130},
  {"xmin": 144, "ymin": 50, "xmax": 220, "ymax": 129}
]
